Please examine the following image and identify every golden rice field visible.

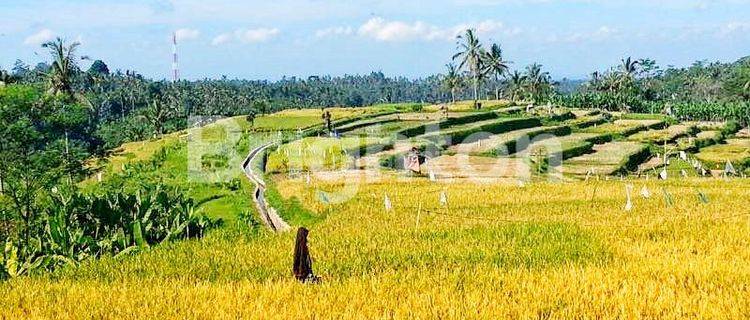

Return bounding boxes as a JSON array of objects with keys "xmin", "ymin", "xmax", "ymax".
[{"xmin": 3, "ymin": 176, "xmax": 750, "ymax": 318}]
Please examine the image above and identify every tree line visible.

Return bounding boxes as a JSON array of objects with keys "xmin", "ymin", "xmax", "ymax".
[{"xmin": 555, "ymin": 56, "xmax": 750, "ymax": 125}]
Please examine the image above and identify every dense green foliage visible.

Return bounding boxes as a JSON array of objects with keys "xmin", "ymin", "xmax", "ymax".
[
  {"xmin": 8, "ymin": 59, "xmax": 455, "ymax": 149},
  {"xmin": 0, "ymin": 182, "xmax": 216, "ymax": 279},
  {"xmin": 0, "ymin": 39, "xmax": 220, "ymax": 280},
  {"xmin": 556, "ymin": 57, "xmax": 750, "ymax": 125}
]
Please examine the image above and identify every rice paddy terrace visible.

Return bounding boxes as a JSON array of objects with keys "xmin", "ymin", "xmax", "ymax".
[
  {"xmin": 4, "ymin": 101, "xmax": 750, "ymax": 319},
  {"xmin": 268, "ymin": 103, "xmax": 749, "ymax": 182}
]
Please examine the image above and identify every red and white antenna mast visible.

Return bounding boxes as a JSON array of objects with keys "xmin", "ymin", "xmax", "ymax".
[{"xmin": 172, "ymin": 31, "xmax": 179, "ymax": 82}]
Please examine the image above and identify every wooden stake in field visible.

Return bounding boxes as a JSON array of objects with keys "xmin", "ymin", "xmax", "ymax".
[{"xmin": 293, "ymin": 227, "xmax": 319, "ymax": 283}]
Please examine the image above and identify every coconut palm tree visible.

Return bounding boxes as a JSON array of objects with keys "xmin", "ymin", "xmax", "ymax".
[
  {"xmin": 442, "ymin": 63, "xmax": 463, "ymax": 104},
  {"xmin": 506, "ymin": 70, "xmax": 527, "ymax": 102},
  {"xmin": 524, "ymin": 63, "xmax": 551, "ymax": 101},
  {"xmin": 482, "ymin": 43, "xmax": 510, "ymax": 100},
  {"xmin": 452, "ymin": 29, "xmax": 485, "ymax": 109},
  {"xmin": 42, "ymin": 37, "xmax": 80, "ymax": 98}
]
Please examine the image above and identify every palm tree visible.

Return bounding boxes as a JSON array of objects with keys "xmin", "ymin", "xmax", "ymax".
[
  {"xmin": 618, "ymin": 57, "xmax": 641, "ymax": 88},
  {"xmin": 442, "ymin": 63, "xmax": 463, "ymax": 104},
  {"xmin": 452, "ymin": 29, "xmax": 485, "ymax": 109},
  {"xmin": 507, "ymin": 71, "xmax": 527, "ymax": 102},
  {"xmin": 482, "ymin": 43, "xmax": 510, "ymax": 100},
  {"xmin": 42, "ymin": 37, "xmax": 80, "ymax": 97},
  {"xmin": 619, "ymin": 57, "xmax": 640, "ymax": 78},
  {"xmin": 524, "ymin": 63, "xmax": 551, "ymax": 101}
]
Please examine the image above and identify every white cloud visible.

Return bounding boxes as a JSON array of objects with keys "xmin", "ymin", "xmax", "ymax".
[
  {"xmin": 315, "ymin": 26, "xmax": 354, "ymax": 38},
  {"xmin": 719, "ymin": 21, "xmax": 750, "ymax": 36},
  {"xmin": 559, "ymin": 25, "xmax": 618, "ymax": 43},
  {"xmin": 23, "ymin": 29, "xmax": 55, "ymax": 46},
  {"xmin": 358, "ymin": 17, "xmax": 444, "ymax": 42},
  {"xmin": 235, "ymin": 28, "xmax": 279, "ymax": 42},
  {"xmin": 175, "ymin": 28, "xmax": 200, "ymax": 41},
  {"xmin": 355, "ymin": 17, "xmax": 519, "ymax": 42},
  {"xmin": 212, "ymin": 28, "xmax": 280, "ymax": 45},
  {"xmin": 211, "ymin": 33, "xmax": 232, "ymax": 46}
]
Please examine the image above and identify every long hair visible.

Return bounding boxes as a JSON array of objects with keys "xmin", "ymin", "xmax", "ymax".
[{"xmin": 293, "ymin": 227, "xmax": 313, "ymax": 281}]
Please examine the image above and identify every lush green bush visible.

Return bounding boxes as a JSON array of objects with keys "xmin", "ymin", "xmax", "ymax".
[
  {"xmin": 672, "ymin": 102, "xmax": 750, "ymax": 127},
  {"xmin": 1, "ymin": 182, "xmax": 218, "ymax": 279}
]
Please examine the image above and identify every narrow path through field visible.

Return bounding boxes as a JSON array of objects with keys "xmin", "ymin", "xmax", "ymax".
[{"xmin": 242, "ymin": 143, "xmax": 291, "ymax": 233}]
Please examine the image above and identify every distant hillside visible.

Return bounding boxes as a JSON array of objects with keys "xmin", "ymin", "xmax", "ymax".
[{"xmin": 555, "ymin": 78, "xmax": 586, "ymax": 94}]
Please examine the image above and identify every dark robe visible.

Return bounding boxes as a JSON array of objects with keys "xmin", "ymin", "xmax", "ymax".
[{"xmin": 293, "ymin": 227, "xmax": 317, "ymax": 283}]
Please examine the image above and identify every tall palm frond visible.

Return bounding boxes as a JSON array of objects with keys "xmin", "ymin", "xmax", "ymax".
[
  {"xmin": 42, "ymin": 37, "xmax": 80, "ymax": 97},
  {"xmin": 482, "ymin": 43, "xmax": 510, "ymax": 100},
  {"xmin": 524, "ymin": 63, "xmax": 551, "ymax": 101},
  {"xmin": 507, "ymin": 70, "xmax": 527, "ymax": 101},
  {"xmin": 442, "ymin": 63, "xmax": 463, "ymax": 104},
  {"xmin": 619, "ymin": 57, "xmax": 640, "ymax": 76},
  {"xmin": 452, "ymin": 29, "xmax": 485, "ymax": 108}
]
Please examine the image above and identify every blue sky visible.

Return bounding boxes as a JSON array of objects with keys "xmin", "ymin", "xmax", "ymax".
[{"xmin": 2, "ymin": 0, "xmax": 750, "ymax": 80}]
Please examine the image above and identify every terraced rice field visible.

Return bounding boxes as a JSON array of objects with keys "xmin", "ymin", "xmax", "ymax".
[
  {"xmin": 568, "ymin": 114, "xmax": 608, "ymax": 128},
  {"xmin": 344, "ymin": 120, "xmax": 432, "ymax": 137},
  {"xmin": 423, "ymin": 155, "xmax": 531, "ymax": 182},
  {"xmin": 251, "ymin": 107, "xmax": 384, "ymax": 131},
  {"xmin": 580, "ymin": 121, "xmax": 645, "ymax": 138},
  {"xmin": 695, "ymin": 138, "xmax": 750, "ymax": 172},
  {"xmin": 268, "ymin": 106, "xmax": 744, "ymax": 181},
  {"xmin": 421, "ymin": 117, "xmax": 541, "ymax": 147},
  {"xmin": 676, "ymin": 130, "xmax": 724, "ymax": 150},
  {"xmin": 447, "ymin": 125, "xmax": 570, "ymax": 155},
  {"xmin": 564, "ymin": 141, "xmax": 650, "ymax": 176},
  {"xmin": 265, "ymin": 136, "xmax": 393, "ymax": 173},
  {"xmin": 5, "ymin": 103, "xmax": 750, "ymax": 319},
  {"xmin": 525, "ymin": 132, "xmax": 612, "ymax": 160},
  {"xmin": 628, "ymin": 124, "xmax": 696, "ymax": 144}
]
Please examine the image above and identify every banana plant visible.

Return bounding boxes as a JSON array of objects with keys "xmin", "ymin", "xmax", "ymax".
[
  {"xmin": 44, "ymin": 189, "xmax": 93, "ymax": 267},
  {"xmin": 2, "ymin": 241, "xmax": 47, "ymax": 279}
]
